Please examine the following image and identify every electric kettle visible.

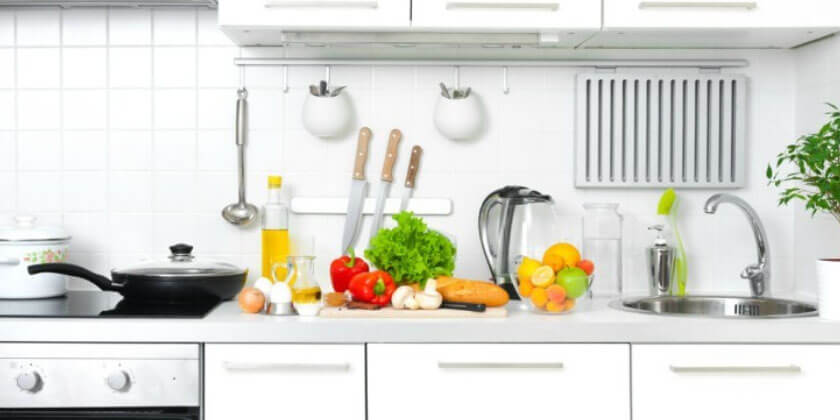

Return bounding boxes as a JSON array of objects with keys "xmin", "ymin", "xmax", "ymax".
[{"xmin": 478, "ymin": 186, "xmax": 558, "ymax": 298}]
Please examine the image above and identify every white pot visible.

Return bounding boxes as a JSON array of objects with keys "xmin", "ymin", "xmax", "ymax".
[
  {"xmin": 433, "ymin": 94, "xmax": 483, "ymax": 141},
  {"xmin": 0, "ymin": 216, "xmax": 71, "ymax": 299},
  {"xmin": 817, "ymin": 258, "xmax": 840, "ymax": 320},
  {"xmin": 302, "ymin": 92, "xmax": 352, "ymax": 139}
]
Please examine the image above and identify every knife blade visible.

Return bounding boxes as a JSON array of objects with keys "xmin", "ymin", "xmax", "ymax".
[
  {"xmin": 400, "ymin": 145, "xmax": 423, "ymax": 212},
  {"xmin": 340, "ymin": 127, "xmax": 372, "ymax": 254},
  {"xmin": 370, "ymin": 129, "xmax": 402, "ymax": 242}
]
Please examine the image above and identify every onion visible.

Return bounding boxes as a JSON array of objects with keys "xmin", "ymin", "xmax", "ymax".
[{"xmin": 238, "ymin": 287, "xmax": 266, "ymax": 313}]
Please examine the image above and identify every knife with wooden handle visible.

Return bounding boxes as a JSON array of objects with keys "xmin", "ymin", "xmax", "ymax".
[
  {"xmin": 369, "ymin": 129, "xmax": 402, "ymax": 242},
  {"xmin": 341, "ymin": 127, "xmax": 372, "ymax": 254},
  {"xmin": 400, "ymin": 146, "xmax": 423, "ymax": 212}
]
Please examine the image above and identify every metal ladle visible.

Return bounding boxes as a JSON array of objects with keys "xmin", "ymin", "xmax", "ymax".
[{"xmin": 222, "ymin": 88, "xmax": 258, "ymax": 226}]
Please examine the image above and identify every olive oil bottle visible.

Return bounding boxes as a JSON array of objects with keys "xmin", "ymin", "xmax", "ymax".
[{"xmin": 261, "ymin": 176, "xmax": 290, "ymax": 282}]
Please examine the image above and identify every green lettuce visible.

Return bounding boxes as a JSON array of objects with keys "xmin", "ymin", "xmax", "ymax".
[{"xmin": 365, "ymin": 211, "xmax": 456, "ymax": 287}]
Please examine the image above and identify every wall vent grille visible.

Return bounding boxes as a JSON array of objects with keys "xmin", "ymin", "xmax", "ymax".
[{"xmin": 575, "ymin": 73, "xmax": 747, "ymax": 189}]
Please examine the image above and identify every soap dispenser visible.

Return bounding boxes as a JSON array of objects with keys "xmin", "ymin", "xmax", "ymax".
[{"xmin": 647, "ymin": 225, "xmax": 676, "ymax": 296}]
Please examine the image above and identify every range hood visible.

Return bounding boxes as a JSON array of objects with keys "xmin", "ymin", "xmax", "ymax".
[{"xmin": 0, "ymin": 0, "xmax": 216, "ymax": 7}]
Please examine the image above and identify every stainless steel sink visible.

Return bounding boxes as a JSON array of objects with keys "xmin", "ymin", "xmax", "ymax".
[{"xmin": 613, "ymin": 295, "xmax": 817, "ymax": 319}]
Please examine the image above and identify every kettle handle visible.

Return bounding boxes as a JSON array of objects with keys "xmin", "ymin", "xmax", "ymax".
[{"xmin": 478, "ymin": 195, "xmax": 504, "ymax": 280}]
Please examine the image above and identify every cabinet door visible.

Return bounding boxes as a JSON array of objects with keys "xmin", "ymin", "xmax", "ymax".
[
  {"xmin": 368, "ymin": 344, "xmax": 630, "ymax": 420},
  {"xmin": 218, "ymin": 0, "xmax": 410, "ymax": 30},
  {"xmin": 603, "ymin": 0, "xmax": 840, "ymax": 29},
  {"xmin": 633, "ymin": 344, "xmax": 840, "ymax": 420},
  {"xmin": 412, "ymin": 0, "xmax": 600, "ymax": 32},
  {"xmin": 205, "ymin": 344, "xmax": 365, "ymax": 420}
]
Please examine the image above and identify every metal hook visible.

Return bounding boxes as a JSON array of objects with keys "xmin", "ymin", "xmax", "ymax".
[
  {"xmin": 282, "ymin": 65, "xmax": 289, "ymax": 93},
  {"xmin": 502, "ymin": 66, "xmax": 510, "ymax": 95},
  {"xmin": 454, "ymin": 66, "xmax": 461, "ymax": 89},
  {"xmin": 325, "ymin": 65, "xmax": 331, "ymax": 84},
  {"xmin": 239, "ymin": 65, "xmax": 246, "ymax": 90}
]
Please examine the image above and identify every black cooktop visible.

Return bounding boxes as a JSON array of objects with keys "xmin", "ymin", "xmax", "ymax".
[{"xmin": 0, "ymin": 291, "xmax": 220, "ymax": 318}]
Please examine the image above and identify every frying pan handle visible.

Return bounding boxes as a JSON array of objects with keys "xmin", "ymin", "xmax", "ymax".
[{"xmin": 27, "ymin": 263, "xmax": 120, "ymax": 292}]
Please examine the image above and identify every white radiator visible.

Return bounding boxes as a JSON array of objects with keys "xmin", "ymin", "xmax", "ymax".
[{"xmin": 575, "ymin": 73, "xmax": 747, "ymax": 188}]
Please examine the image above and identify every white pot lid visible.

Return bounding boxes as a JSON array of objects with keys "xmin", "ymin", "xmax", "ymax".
[{"xmin": 0, "ymin": 216, "xmax": 71, "ymax": 242}]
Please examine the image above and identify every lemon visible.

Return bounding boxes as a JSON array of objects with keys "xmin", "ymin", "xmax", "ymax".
[
  {"xmin": 543, "ymin": 243, "xmax": 581, "ymax": 269},
  {"xmin": 531, "ymin": 265, "xmax": 555, "ymax": 288},
  {"xmin": 516, "ymin": 257, "xmax": 541, "ymax": 282}
]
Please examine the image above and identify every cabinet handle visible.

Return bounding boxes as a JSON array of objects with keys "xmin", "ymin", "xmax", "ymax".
[
  {"xmin": 0, "ymin": 257, "xmax": 20, "ymax": 266},
  {"xmin": 446, "ymin": 1, "xmax": 560, "ymax": 11},
  {"xmin": 265, "ymin": 0, "xmax": 378, "ymax": 8},
  {"xmin": 669, "ymin": 364, "xmax": 801, "ymax": 374},
  {"xmin": 438, "ymin": 362, "xmax": 564, "ymax": 369},
  {"xmin": 223, "ymin": 361, "xmax": 351, "ymax": 371},
  {"xmin": 639, "ymin": 1, "xmax": 757, "ymax": 10}
]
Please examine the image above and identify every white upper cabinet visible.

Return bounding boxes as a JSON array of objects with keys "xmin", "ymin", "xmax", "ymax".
[
  {"xmin": 633, "ymin": 344, "xmax": 840, "ymax": 420},
  {"xmin": 586, "ymin": 0, "xmax": 840, "ymax": 48}
]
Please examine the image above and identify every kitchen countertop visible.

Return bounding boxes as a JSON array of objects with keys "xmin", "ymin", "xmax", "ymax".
[{"xmin": 1, "ymin": 298, "xmax": 839, "ymax": 344}]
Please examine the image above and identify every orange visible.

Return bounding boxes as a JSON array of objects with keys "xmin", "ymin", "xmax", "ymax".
[
  {"xmin": 530, "ymin": 288, "xmax": 548, "ymax": 309},
  {"xmin": 546, "ymin": 285, "xmax": 567, "ymax": 304},
  {"xmin": 545, "ymin": 301, "xmax": 564, "ymax": 313},
  {"xmin": 542, "ymin": 253, "xmax": 566, "ymax": 272},
  {"xmin": 564, "ymin": 298, "xmax": 576, "ymax": 311},
  {"xmin": 519, "ymin": 278, "xmax": 534, "ymax": 298},
  {"xmin": 530, "ymin": 266, "xmax": 555, "ymax": 288},
  {"xmin": 543, "ymin": 243, "xmax": 581, "ymax": 269}
]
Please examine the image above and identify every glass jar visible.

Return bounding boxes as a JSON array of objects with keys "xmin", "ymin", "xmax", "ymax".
[
  {"xmin": 582, "ymin": 203, "xmax": 623, "ymax": 297},
  {"xmin": 275, "ymin": 255, "xmax": 322, "ymax": 316}
]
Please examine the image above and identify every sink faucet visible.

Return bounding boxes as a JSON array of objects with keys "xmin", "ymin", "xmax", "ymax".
[{"xmin": 704, "ymin": 193, "xmax": 770, "ymax": 297}]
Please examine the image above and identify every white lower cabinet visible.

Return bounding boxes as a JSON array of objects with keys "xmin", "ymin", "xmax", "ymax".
[
  {"xmin": 633, "ymin": 344, "xmax": 840, "ymax": 420},
  {"xmin": 204, "ymin": 344, "xmax": 365, "ymax": 420},
  {"xmin": 368, "ymin": 344, "xmax": 631, "ymax": 420}
]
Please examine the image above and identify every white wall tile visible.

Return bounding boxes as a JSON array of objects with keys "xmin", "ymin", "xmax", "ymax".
[
  {"xmin": 197, "ymin": 130, "xmax": 235, "ymax": 171},
  {"xmin": 62, "ymin": 8, "xmax": 107, "ymax": 46},
  {"xmin": 0, "ymin": 171, "xmax": 15, "ymax": 211},
  {"xmin": 153, "ymin": 212, "xmax": 197, "ymax": 251},
  {"xmin": 109, "ymin": 9, "xmax": 151, "ymax": 46},
  {"xmin": 63, "ymin": 130, "xmax": 107, "ymax": 170},
  {"xmin": 153, "ymin": 130, "xmax": 195, "ymax": 170},
  {"xmin": 17, "ymin": 131, "xmax": 60, "ymax": 171},
  {"xmin": 109, "ymin": 171, "xmax": 152, "ymax": 212},
  {"xmin": 110, "ymin": 90, "xmax": 152, "ymax": 129},
  {"xmin": 197, "ymin": 89, "xmax": 232, "ymax": 129},
  {"xmin": 152, "ymin": 171, "xmax": 195, "ymax": 212},
  {"xmin": 153, "ymin": 89, "xmax": 196, "ymax": 129},
  {"xmin": 63, "ymin": 48, "xmax": 107, "ymax": 88},
  {"xmin": 0, "ymin": 91, "xmax": 13, "ymax": 130},
  {"xmin": 197, "ymin": 9, "xmax": 232, "ymax": 46},
  {"xmin": 17, "ymin": 90, "xmax": 60, "ymax": 130},
  {"xmin": 0, "ymin": 10, "xmax": 14, "ymax": 46},
  {"xmin": 0, "ymin": 131, "xmax": 14, "ymax": 171},
  {"xmin": 109, "ymin": 47, "xmax": 152, "ymax": 88},
  {"xmin": 109, "ymin": 130, "xmax": 152, "ymax": 170},
  {"xmin": 63, "ymin": 90, "xmax": 107, "ymax": 130},
  {"xmin": 154, "ymin": 47, "xmax": 196, "ymax": 88},
  {"xmin": 62, "ymin": 212, "xmax": 109, "ymax": 253},
  {"xmin": 17, "ymin": 48, "xmax": 60, "ymax": 88},
  {"xmin": 16, "ymin": 9, "xmax": 60, "ymax": 46},
  {"xmin": 0, "ymin": 49, "xmax": 14, "ymax": 89},
  {"xmin": 108, "ymin": 213, "xmax": 154, "ymax": 253},
  {"xmin": 62, "ymin": 171, "xmax": 107, "ymax": 211},
  {"xmin": 17, "ymin": 171, "xmax": 61, "ymax": 212},
  {"xmin": 197, "ymin": 47, "xmax": 238, "ymax": 88},
  {"xmin": 153, "ymin": 9, "xmax": 196, "ymax": 46}
]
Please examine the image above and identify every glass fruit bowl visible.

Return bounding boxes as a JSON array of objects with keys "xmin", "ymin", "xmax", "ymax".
[{"xmin": 510, "ymin": 249, "xmax": 594, "ymax": 315}]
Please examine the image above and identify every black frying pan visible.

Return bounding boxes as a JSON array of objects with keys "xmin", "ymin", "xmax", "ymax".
[{"xmin": 27, "ymin": 244, "xmax": 246, "ymax": 303}]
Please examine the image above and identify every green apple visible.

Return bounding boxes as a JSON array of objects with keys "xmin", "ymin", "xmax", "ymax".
[{"xmin": 556, "ymin": 267, "xmax": 589, "ymax": 299}]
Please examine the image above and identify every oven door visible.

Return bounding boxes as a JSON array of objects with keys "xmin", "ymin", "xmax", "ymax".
[{"xmin": 0, "ymin": 407, "xmax": 199, "ymax": 419}]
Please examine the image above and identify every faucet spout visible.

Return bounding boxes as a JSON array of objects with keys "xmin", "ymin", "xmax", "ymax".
[{"xmin": 703, "ymin": 193, "xmax": 770, "ymax": 297}]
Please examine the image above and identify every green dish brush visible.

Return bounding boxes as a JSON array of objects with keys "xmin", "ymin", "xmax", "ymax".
[{"xmin": 657, "ymin": 188, "xmax": 687, "ymax": 296}]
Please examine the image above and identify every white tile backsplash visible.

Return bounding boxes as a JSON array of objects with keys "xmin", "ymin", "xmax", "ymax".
[{"xmin": 0, "ymin": 7, "xmax": 824, "ymax": 297}]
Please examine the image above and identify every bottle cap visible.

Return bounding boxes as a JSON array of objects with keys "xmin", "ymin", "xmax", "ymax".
[{"xmin": 268, "ymin": 175, "xmax": 283, "ymax": 188}]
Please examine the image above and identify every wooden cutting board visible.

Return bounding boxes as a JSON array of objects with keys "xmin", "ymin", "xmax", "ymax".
[{"xmin": 319, "ymin": 306, "xmax": 507, "ymax": 319}]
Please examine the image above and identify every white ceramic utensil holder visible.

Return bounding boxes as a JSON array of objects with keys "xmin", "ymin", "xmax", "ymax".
[
  {"xmin": 302, "ymin": 91, "xmax": 352, "ymax": 139},
  {"xmin": 817, "ymin": 258, "xmax": 840, "ymax": 319},
  {"xmin": 434, "ymin": 94, "xmax": 483, "ymax": 141}
]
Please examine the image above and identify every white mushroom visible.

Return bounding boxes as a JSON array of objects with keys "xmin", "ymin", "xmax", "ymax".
[
  {"xmin": 403, "ymin": 295, "xmax": 420, "ymax": 310},
  {"xmin": 391, "ymin": 285, "xmax": 415, "ymax": 309},
  {"xmin": 416, "ymin": 279, "xmax": 442, "ymax": 310}
]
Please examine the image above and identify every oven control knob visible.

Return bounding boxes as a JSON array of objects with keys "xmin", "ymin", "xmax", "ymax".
[
  {"xmin": 106, "ymin": 370, "xmax": 130, "ymax": 392},
  {"xmin": 16, "ymin": 371, "xmax": 42, "ymax": 392}
]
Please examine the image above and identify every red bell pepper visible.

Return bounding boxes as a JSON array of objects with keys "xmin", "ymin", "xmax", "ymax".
[
  {"xmin": 348, "ymin": 271, "xmax": 395, "ymax": 306},
  {"xmin": 329, "ymin": 249, "xmax": 370, "ymax": 293}
]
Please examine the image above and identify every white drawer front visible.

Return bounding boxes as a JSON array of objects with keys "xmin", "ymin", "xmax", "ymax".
[
  {"xmin": 633, "ymin": 344, "xmax": 840, "ymax": 420},
  {"xmin": 412, "ymin": 0, "xmax": 601, "ymax": 31},
  {"xmin": 603, "ymin": 0, "xmax": 840, "ymax": 29},
  {"xmin": 219, "ymin": 0, "xmax": 410, "ymax": 30},
  {"xmin": 368, "ymin": 344, "xmax": 630, "ymax": 420},
  {"xmin": 205, "ymin": 344, "xmax": 365, "ymax": 420}
]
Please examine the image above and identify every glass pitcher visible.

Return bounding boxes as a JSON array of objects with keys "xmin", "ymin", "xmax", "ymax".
[
  {"xmin": 273, "ymin": 256, "xmax": 321, "ymax": 305},
  {"xmin": 582, "ymin": 203, "xmax": 623, "ymax": 297}
]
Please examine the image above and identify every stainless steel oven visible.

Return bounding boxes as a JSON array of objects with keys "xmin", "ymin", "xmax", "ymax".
[{"xmin": 0, "ymin": 343, "xmax": 200, "ymax": 420}]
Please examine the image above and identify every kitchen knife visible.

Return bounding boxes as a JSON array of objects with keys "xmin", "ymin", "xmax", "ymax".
[
  {"xmin": 399, "ymin": 145, "xmax": 423, "ymax": 212},
  {"xmin": 370, "ymin": 129, "xmax": 402, "ymax": 242},
  {"xmin": 340, "ymin": 127, "xmax": 372, "ymax": 254}
]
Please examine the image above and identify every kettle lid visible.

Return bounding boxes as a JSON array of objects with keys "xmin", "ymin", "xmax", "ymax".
[{"xmin": 494, "ymin": 185, "xmax": 552, "ymax": 204}]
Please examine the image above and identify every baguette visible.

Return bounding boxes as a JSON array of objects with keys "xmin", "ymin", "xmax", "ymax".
[{"xmin": 434, "ymin": 277, "xmax": 509, "ymax": 307}]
